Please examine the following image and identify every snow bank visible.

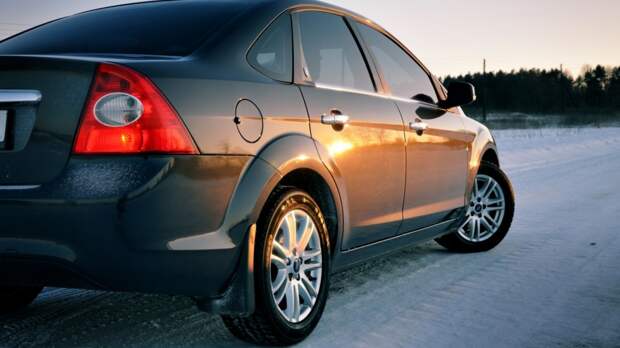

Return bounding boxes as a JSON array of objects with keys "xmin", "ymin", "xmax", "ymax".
[{"xmin": 493, "ymin": 127, "xmax": 620, "ymax": 174}]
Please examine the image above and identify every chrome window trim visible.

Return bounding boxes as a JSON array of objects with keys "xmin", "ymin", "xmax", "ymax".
[{"xmin": 313, "ymin": 82, "xmax": 443, "ymax": 109}]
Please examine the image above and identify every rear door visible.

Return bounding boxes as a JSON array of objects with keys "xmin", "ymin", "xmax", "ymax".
[
  {"xmin": 294, "ymin": 11, "xmax": 406, "ymax": 250},
  {"xmin": 355, "ymin": 23, "xmax": 470, "ymax": 233}
]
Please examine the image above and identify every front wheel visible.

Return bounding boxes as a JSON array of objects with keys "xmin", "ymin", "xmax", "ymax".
[
  {"xmin": 222, "ymin": 188, "xmax": 331, "ymax": 346},
  {"xmin": 436, "ymin": 162, "xmax": 515, "ymax": 252}
]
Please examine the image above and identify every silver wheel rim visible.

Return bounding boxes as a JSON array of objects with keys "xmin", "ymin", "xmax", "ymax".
[
  {"xmin": 270, "ymin": 209, "xmax": 323, "ymax": 324},
  {"xmin": 458, "ymin": 174, "xmax": 506, "ymax": 243}
]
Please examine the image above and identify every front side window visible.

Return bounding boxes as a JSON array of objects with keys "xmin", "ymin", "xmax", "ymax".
[
  {"xmin": 357, "ymin": 23, "xmax": 438, "ymax": 103},
  {"xmin": 298, "ymin": 12, "xmax": 374, "ymax": 92},
  {"xmin": 248, "ymin": 14, "xmax": 293, "ymax": 83}
]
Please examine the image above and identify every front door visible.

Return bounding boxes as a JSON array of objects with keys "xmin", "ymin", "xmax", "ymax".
[
  {"xmin": 397, "ymin": 102, "xmax": 470, "ymax": 232},
  {"xmin": 355, "ymin": 22, "xmax": 469, "ymax": 233},
  {"xmin": 295, "ymin": 11, "xmax": 407, "ymax": 249}
]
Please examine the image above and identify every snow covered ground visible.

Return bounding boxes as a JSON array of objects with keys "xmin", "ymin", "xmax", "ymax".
[{"xmin": 2, "ymin": 127, "xmax": 620, "ymax": 348}]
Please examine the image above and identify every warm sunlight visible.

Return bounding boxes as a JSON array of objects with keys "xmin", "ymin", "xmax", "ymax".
[{"xmin": 0, "ymin": 1, "xmax": 618, "ymax": 347}]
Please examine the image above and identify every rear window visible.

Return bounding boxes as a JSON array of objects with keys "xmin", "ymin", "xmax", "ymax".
[
  {"xmin": 248, "ymin": 14, "xmax": 293, "ymax": 82},
  {"xmin": 0, "ymin": 1, "xmax": 242, "ymax": 56}
]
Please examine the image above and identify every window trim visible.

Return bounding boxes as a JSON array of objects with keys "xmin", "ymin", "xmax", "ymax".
[
  {"xmin": 286, "ymin": 4, "xmax": 447, "ymax": 109},
  {"xmin": 291, "ymin": 10, "xmax": 380, "ymax": 94},
  {"xmin": 351, "ymin": 19, "xmax": 441, "ymax": 105},
  {"xmin": 245, "ymin": 11, "xmax": 295, "ymax": 84}
]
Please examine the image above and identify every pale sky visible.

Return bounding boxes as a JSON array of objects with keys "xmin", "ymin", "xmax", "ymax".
[{"xmin": 0, "ymin": 0, "xmax": 618, "ymax": 76}]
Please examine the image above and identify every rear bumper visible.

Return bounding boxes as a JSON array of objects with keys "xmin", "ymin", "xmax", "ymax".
[{"xmin": 0, "ymin": 155, "xmax": 251, "ymax": 297}]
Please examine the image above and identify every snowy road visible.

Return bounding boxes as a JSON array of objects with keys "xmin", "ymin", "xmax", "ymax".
[{"xmin": 2, "ymin": 127, "xmax": 620, "ymax": 348}]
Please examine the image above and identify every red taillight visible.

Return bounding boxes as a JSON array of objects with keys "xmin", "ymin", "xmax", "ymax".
[{"xmin": 73, "ymin": 63, "xmax": 198, "ymax": 155}]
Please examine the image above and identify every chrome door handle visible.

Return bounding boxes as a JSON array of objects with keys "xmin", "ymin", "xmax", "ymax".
[
  {"xmin": 409, "ymin": 120, "xmax": 428, "ymax": 134},
  {"xmin": 321, "ymin": 113, "xmax": 350, "ymax": 126}
]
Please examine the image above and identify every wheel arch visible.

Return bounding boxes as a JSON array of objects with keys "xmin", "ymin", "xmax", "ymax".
[
  {"xmin": 465, "ymin": 126, "xmax": 499, "ymax": 201},
  {"xmin": 481, "ymin": 148, "xmax": 500, "ymax": 167},
  {"xmin": 195, "ymin": 134, "xmax": 344, "ymax": 315},
  {"xmin": 276, "ymin": 169, "xmax": 339, "ymax": 255},
  {"xmin": 252, "ymin": 134, "xmax": 344, "ymax": 257}
]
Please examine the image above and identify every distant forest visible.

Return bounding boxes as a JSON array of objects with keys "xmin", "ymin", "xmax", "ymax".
[{"xmin": 442, "ymin": 65, "xmax": 620, "ymax": 116}]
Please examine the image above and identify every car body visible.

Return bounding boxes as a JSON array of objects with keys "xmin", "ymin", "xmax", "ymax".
[{"xmin": 0, "ymin": 0, "xmax": 513, "ymax": 344}]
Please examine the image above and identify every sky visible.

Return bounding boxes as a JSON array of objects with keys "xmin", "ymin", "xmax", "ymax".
[{"xmin": 0, "ymin": 0, "xmax": 618, "ymax": 77}]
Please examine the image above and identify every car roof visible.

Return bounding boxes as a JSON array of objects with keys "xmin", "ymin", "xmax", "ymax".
[
  {"xmin": 63, "ymin": 0, "xmax": 407, "ymax": 68},
  {"xmin": 84, "ymin": 0, "xmax": 379, "ymax": 31}
]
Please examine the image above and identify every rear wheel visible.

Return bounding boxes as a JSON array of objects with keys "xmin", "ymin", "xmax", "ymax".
[
  {"xmin": 436, "ymin": 162, "xmax": 514, "ymax": 252},
  {"xmin": 222, "ymin": 188, "xmax": 330, "ymax": 345},
  {"xmin": 0, "ymin": 285, "xmax": 43, "ymax": 313}
]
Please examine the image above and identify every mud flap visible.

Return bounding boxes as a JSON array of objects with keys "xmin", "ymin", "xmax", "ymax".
[{"xmin": 194, "ymin": 224, "xmax": 256, "ymax": 316}]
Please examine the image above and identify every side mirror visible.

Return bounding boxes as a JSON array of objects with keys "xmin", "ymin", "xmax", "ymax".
[
  {"xmin": 412, "ymin": 93, "xmax": 436, "ymax": 104},
  {"xmin": 439, "ymin": 82, "xmax": 476, "ymax": 109}
]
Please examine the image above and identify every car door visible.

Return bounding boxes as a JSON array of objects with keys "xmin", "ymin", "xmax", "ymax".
[
  {"xmin": 356, "ymin": 23, "xmax": 470, "ymax": 234},
  {"xmin": 294, "ymin": 11, "xmax": 407, "ymax": 249}
]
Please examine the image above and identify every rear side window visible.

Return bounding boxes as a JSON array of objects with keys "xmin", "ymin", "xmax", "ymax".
[
  {"xmin": 298, "ymin": 12, "xmax": 374, "ymax": 92},
  {"xmin": 248, "ymin": 14, "xmax": 293, "ymax": 83},
  {"xmin": 357, "ymin": 24, "xmax": 438, "ymax": 103},
  {"xmin": 0, "ymin": 2, "xmax": 242, "ymax": 56}
]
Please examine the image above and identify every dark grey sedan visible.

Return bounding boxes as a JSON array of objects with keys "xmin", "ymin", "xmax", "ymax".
[{"xmin": 0, "ymin": 0, "xmax": 514, "ymax": 345}]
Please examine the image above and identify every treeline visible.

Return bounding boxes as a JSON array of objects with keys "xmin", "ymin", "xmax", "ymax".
[{"xmin": 442, "ymin": 65, "xmax": 620, "ymax": 115}]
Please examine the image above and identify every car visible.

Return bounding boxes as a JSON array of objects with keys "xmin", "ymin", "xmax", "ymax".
[{"xmin": 0, "ymin": 0, "xmax": 515, "ymax": 345}]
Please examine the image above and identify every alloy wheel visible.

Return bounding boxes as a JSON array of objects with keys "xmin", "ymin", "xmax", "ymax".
[
  {"xmin": 458, "ymin": 174, "xmax": 506, "ymax": 243},
  {"xmin": 269, "ymin": 209, "xmax": 323, "ymax": 324}
]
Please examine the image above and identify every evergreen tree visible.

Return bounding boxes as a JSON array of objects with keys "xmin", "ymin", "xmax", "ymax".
[
  {"xmin": 442, "ymin": 65, "xmax": 619, "ymax": 115},
  {"xmin": 583, "ymin": 65, "xmax": 607, "ymax": 107},
  {"xmin": 607, "ymin": 67, "xmax": 620, "ymax": 108}
]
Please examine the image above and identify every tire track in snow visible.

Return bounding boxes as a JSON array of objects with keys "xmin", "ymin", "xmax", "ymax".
[{"xmin": 2, "ymin": 127, "xmax": 620, "ymax": 348}]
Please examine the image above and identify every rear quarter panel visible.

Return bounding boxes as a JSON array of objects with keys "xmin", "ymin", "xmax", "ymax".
[
  {"xmin": 155, "ymin": 76, "xmax": 311, "ymax": 155},
  {"xmin": 121, "ymin": 4, "xmax": 311, "ymax": 157}
]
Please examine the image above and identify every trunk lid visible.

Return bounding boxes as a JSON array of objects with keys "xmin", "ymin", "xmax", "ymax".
[{"xmin": 0, "ymin": 55, "xmax": 96, "ymax": 185}]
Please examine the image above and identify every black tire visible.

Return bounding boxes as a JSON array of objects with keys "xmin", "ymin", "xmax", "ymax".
[
  {"xmin": 436, "ymin": 161, "xmax": 515, "ymax": 252},
  {"xmin": 222, "ymin": 188, "xmax": 331, "ymax": 346},
  {"xmin": 0, "ymin": 285, "xmax": 43, "ymax": 313}
]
